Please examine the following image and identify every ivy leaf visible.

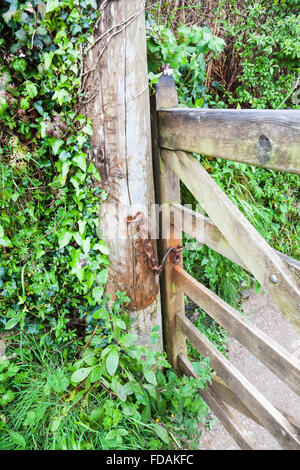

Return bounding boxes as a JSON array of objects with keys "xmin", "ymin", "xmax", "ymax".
[
  {"xmin": 82, "ymin": 237, "xmax": 90, "ymax": 255},
  {"xmin": 58, "ymin": 230, "xmax": 73, "ymax": 249},
  {"xmin": 92, "ymin": 286, "xmax": 104, "ymax": 303},
  {"xmin": 73, "ymin": 153, "xmax": 87, "ymax": 172},
  {"xmin": 24, "ymin": 81, "xmax": 38, "ymax": 99},
  {"xmin": 51, "ymin": 139, "xmax": 64, "ymax": 155},
  {"xmin": 44, "ymin": 51, "xmax": 54, "ymax": 71},
  {"xmin": 106, "ymin": 349, "xmax": 119, "ymax": 376},
  {"xmin": 45, "ymin": 0, "xmax": 60, "ymax": 14},
  {"xmin": 97, "ymin": 269, "xmax": 108, "ymax": 284},
  {"xmin": 0, "ymin": 236, "xmax": 12, "ymax": 247},
  {"xmin": 53, "ymin": 89, "xmax": 70, "ymax": 105},
  {"xmin": 93, "ymin": 240, "xmax": 109, "ymax": 255}
]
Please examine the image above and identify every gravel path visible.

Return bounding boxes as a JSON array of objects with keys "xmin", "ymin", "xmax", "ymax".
[{"xmin": 199, "ymin": 291, "xmax": 300, "ymax": 450}]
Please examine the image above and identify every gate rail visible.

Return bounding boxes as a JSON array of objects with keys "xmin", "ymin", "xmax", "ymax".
[{"xmin": 150, "ymin": 75, "xmax": 300, "ymax": 450}]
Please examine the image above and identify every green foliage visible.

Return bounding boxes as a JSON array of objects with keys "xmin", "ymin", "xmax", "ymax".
[
  {"xmin": 0, "ymin": 0, "xmax": 107, "ymax": 347},
  {"xmin": 218, "ymin": 0, "xmax": 300, "ymax": 109},
  {"xmin": 147, "ymin": 19, "xmax": 225, "ymax": 106},
  {"xmin": 0, "ymin": 300, "xmax": 211, "ymax": 450}
]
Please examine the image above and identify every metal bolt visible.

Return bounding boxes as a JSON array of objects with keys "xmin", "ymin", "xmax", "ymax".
[{"xmin": 270, "ymin": 274, "xmax": 278, "ymax": 284}]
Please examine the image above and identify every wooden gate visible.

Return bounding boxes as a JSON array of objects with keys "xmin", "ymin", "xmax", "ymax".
[{"xmin": 150, "ymin": 75, "xmax": 300, "ymax": 450}]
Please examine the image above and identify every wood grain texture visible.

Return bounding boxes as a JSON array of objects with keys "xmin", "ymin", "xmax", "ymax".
[
  {"xmin": 171, "ymin": 203, "xmax": 300, "ymax": 276},
  {"xmin": 178, "ymin": 354, "xmax": 262, "ymax": 450},
  {"xmin": 83, "ymin": 1, "xmax": 161, "ymax": 347},
  {"xmin": 173, "ymin": 265, "xmax": 300, "ymax": 396},
  {"xmin": 150, "ymin": 75, "xmax": 187, "ymax": 367},
  {"xmin": 158, "ymin": 108, "xmax": 300, "ymax": 174},
  {"xmin": 161, "ymin": 149, "xmax": 300, "ymax": 331},
  {"xmin": 176, "ymin": 312, "xmax": 300, "ymax": 450}
]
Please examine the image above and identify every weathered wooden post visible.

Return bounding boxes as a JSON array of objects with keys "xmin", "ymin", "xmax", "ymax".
[
  {"xmin": 151, "ymin": 75, "xmax": 187, "ymax": 368},
  {"xmin": 84, "ymin": 0, "xmax": 162, "ymax": 349}
]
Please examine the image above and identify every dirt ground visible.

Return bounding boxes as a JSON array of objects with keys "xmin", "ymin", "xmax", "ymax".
[{"xmin": 199, "ymin": 290, "xmax": 300, "ymax": 450}]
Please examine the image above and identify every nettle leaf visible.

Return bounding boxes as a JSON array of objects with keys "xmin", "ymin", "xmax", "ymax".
[
  {"xmin": 144, "ymin": 369, "xmax": 157, "ymax": 386},
  {"xmin": 71, "ymin": 366, "xmax": 94, "ymax": 383},
  {"xmin": 106, "ymin": 349, "xmax": 119, "ymax": 376},
  {"xmin": 8, "ymin": 431, "xmax": 26, "ymax": 449},
  {"xmin": 47, "ymin": 369, "xmax": 70, "ymax": 394}
]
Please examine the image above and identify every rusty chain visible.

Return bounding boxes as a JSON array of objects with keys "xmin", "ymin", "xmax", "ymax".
[{"xmin": 138, "ymin": 214, "xmax": 183, "ymax": 275}]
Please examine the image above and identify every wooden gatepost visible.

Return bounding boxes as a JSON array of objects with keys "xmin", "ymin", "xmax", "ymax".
[{"xmin": 83, "ymin": 1, "xmax": 162, "ymax": 349}]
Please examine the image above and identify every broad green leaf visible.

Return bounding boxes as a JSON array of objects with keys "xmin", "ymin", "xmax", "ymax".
[
  {"xmin": 71, "ymin": 366, "xmax": 94, "ymax": 383},
  {"xmin": 93, "ymin": 240, "xmax": 109, "ymax": 255},
  {"xmin": 5, "ymin": 317, "xmax": 20, "ymax": 330},
  {"xmin": 51, "ymin": 139, "xmax": 64, "ymax": 155},
  {"xmin": 92, "ymin": 286, "xmax": 103, "ymax": 303},
  {"xmin": 90, "ymin": 366, "xmax": 102, "ymax": 383},
  {"xmin": 73, "ymin": 153, "xmax": 87, "ymax": 173},
  {"xmin": 24, "ymin": 81, "xmax": 38, "ymax": 99},
  {"xmin": 82, "ymin": 237, "xmax": 90, "ymax": 255},
  {"xmin": 46, "ymin": 0, "xmax": 60, "ymax": 14},
  {"xmin": 152, "ymin": 423, "xmax": 169, "ymax": 444},
  {"xmin": 97, "ymin": 269, "xmax": 108, "ymax": 284},
  {"xmin": 58, "ymin": 230, "xmax": 72, "ymax": 249},
  {"xmin": 0, "ymin": 236, "xmax": 12, "ymax": 247},
  {"xmin": 44, "ymin": 51, "xmax": 54, "ymax": 70},
  {"xmin": 8, "ymin": 431, "xmax": 26, "ymax": 448},
  {"xmin": 144, "ymin": 369, "xmax": 157, "ymax": 386},
  {"xmin": 106, "ymin": 349, "xmax": 119, "ymax": 376},
  {"xmin": 115, "ymin": 318, "xmax": 126, "ymax": 330}
]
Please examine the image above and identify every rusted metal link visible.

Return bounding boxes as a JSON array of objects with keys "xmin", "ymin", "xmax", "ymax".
[{"xmin": 144, "ymin": 243, "xmax": 184, "ymax": 275}]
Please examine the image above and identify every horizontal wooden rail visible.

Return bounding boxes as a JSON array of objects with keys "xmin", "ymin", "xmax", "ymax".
[
  {"xmin": 178, "ymin": 354, "xmax": 262, "ymax": 450},
  {"xmin": 158, "ymin": 108, "xmax": 300, "ymax": 174},
  {"xmin": 173, "ymin": 265, "xmax": 300, "ymax": 396},
  {"xmin": 161, "ymin": 149, "xmax": 300, "ymax": 331},
  {"xmin": 171, "ymin": 203, "xmax": 300, "ymax": 276},
  {"xmin": 178, "ymin": 354, "xmax": 300, "ymax": 448},
  {"xmin": 176, "ymin": 312, "xmax": 300, "ymax": 450},
  {"xmin": 207, "ymin": 373, "xmax": 300, "ymax": 435}
]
